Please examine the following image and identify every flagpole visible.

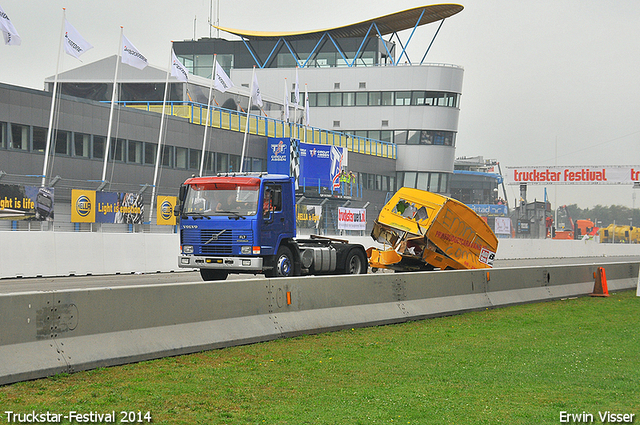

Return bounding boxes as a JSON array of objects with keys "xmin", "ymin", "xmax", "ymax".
[
  {"xmin": 283, "ymin": 78, "xmax": 289, "ymax": 134},
  {"xmin": 102, "ymin": 26, "xmax": 124, "ymax": 183},
  {"xmin": 41, "ymin": 9, "xmax": 66, "ymax": 187},
  {"xmin": 199, "ymin": 54, "xmax": 217, "ymax": 177},
  {"xmin": 239, "ymin": 65, "xmax": 256, "ymax": 173},
  {"xmin": 304, "ymin": 83, "xmax": 308, "ymax": 144},
  {"xmin": 293, "ymin": 66, "xmax": 299, "ymax": 139},
  {"xmin": 149, "ymin": 46, "xmax": 173, "ymax": 224}
]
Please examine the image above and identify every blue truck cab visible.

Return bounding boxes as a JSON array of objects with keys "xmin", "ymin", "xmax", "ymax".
[{"xmin": 176, "ymin": 173, "xmax": 368, "ymax": 281}]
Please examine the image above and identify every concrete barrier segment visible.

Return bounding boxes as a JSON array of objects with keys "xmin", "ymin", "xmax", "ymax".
[{"xmin": 0, "ymin": 262, "xmax": 638, "ymax": 386}]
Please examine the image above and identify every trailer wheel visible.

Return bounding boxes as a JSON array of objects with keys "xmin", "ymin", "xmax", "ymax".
[
  {"xmin": 200, "ymin": 269, "xmax": 229, "ymax": 281},
  {"xmin": 271, "ymin": 246, "xmax": 294, "ymax": 277},
  {"xmin": 345, "ymin": 249, "xmax": 367, "ymax": 274}
]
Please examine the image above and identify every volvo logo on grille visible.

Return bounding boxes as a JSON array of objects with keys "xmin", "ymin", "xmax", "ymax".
[{"xmin": 205, "ymin": 229, "xmax": 226, "ymax": 244}]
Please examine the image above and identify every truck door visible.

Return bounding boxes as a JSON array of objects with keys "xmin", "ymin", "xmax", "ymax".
[{"xmin": 260, "ymin": 183, "xmax": 284, "ymax": 255}]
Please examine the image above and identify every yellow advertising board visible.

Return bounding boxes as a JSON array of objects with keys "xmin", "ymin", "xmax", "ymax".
[
  {"xmin": 156, "ymin": 196, "xmax": 177, "ymax": 225},
  {"xmin": 71, "ymin": 189, "xmax": 96, "ymax": 223}
]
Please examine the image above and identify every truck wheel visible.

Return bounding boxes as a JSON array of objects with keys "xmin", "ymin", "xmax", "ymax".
[
  {"xmin": 345, "ymin": 249, "xmax": 367, "ymax": 274},
  {"xmin": 272, "ymin": 246, "xmax": 294, "ymax": 277},
  {"xmin": 200, "ymin": 269, "xmax": 229, "ymax": 281}
]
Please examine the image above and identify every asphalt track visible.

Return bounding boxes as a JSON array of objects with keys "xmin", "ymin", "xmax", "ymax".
[{"xmin": 1, "ymin": 255, "xmax": 638, "ymax": 295}]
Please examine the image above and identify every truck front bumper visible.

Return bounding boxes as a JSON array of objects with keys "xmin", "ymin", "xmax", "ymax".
[{"xmin": 178, "ymin": 255, "xmax": 264, "ymax": 271}]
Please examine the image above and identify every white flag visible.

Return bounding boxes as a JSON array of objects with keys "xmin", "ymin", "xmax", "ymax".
[
  {"xmin": 304, "ymin": 84, "xmax": 310, "ymax": 126},
  {"xmin": 0, "ymin": 5, "xmax": 21, "ymax": 46},
  {"xmin": 294, "ymin": 67, "xmax": 300, "ymax": 106},
  {"xmin": 252, "ymin": 71, "xmax": 263, "ymax": 108},
  {"xmin": 213, "ymin": 61, "xmax": 233, "ymax": 92},
  {"xmin": 171, "ymin": 49, "xmax": 188, "ymax": 82},
  {"xmin": 63, "ymin": 19, "xmax": 92, "ymax": 59},
  {"xmin": 283, "ymin": 79, "xmax": 290, "ymax": 122},
  {"xmin": 121, "ymin": 34, "xmax": 148, "ymax": 70}
]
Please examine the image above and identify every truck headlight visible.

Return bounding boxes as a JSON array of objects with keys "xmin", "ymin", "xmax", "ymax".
[
  {"xmin": 183, "ymin": 245, "xmax": 194, "ymax": 254},
  {"xmin": 240, "ymin": 246, "xmax": 252, "ymax": 254}
]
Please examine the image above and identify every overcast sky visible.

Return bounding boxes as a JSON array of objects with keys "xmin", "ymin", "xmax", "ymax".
[{"xmin": 1, "ymin": 0, "xmax": 639, "ymax": 209}]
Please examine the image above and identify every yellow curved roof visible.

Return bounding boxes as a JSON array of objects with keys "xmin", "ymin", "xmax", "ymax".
[{"xmin": 212, "ymin": 4, "xmax": 463, "ymax": 41}]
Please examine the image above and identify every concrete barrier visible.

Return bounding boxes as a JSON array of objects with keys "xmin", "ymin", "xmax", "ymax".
[
  {"xmin": 0, "ymin": 232, "xmax": 182, "ymax": 279},
  {"xmin": 2, "ymin": 231, "xmax": 639, "ymax": 279},
  {"xmin": 1, "ymin": 261, "xmax": 638, "ymax": 385}
]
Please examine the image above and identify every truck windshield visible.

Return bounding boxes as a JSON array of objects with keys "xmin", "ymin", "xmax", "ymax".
[{"xmin": 183, "ymin": 187, "xmax": 259, "ymax": 217}]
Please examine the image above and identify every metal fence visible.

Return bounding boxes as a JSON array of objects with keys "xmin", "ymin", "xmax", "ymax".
[{"xmin": 120, "ymin": 101, "xmax": 397, "ymax": 160}]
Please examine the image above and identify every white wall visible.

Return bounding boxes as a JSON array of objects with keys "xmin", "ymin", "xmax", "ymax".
[
  {"xmin": 2, "ymin": 231, "xmax": 638, "ymax": 279},
  {"xmin": 0, "ymin": 232, "xmax": 182, "ymax": 279}
]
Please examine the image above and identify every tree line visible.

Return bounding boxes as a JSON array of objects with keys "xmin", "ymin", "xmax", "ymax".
[{"xmin": 564, "ymin": 204, "xmax": 640, "ymax": 228}]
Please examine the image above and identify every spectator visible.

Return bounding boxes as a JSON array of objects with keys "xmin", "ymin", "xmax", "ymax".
[{"xmin": 339, "ymin": 170, "xmax": 348, "ymax": 195}]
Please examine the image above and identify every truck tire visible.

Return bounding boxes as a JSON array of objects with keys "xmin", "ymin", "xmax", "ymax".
[
  {"xmin": 269, "ymin": 245, "xmax": 294, "ymax": 277},
  {"xmin": 200, "ymin": 269, "xmax": 229, "ymax": 281},
  {"xmin": 344, "ymin": 249, "xmax": 367, "ymax": 274}
]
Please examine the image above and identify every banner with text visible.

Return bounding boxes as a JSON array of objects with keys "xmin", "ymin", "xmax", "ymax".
[
  {"xmin": 157, "ymin": 196, "xmax": 177, "ymax": 226},
  {"xmin": 72, "ymin": 190, "xmax": 144, "ymax": 223},
  {"xmin": 338, "ymin": 207, "xmax": 366, "ymax": 231},
  {"xmin": 505, "ymin": 166, "xmax": 640, "ymax": 185},
  {"xmin": 0, "ymin": 184, "xmax": 54, "ymax": 221},
  {"xmin": 267, "ymin": 138, "xmax": 347, "ymax": 191},
  {"xmin": 468, "ymin": 204, "xmax": 508, "ymax": 217},
  {"xmin": 494, "ymin": 217, "xmax": 512, "ymax": 235}
]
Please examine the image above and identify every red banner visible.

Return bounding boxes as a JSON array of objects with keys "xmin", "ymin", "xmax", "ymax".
[{"xmin": 505, "ymin": 166, "xmax": 640, "ymax": 185}]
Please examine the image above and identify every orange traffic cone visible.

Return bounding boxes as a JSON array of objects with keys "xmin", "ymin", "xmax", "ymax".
[{"xmin": 590, "ymin": 267, "xmax": 609, "ymax": 297}]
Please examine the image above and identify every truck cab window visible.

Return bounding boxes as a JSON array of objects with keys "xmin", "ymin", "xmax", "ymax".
[{"xmin": 263, "ymin": 185, "xmax": 283, "ymax": 217}]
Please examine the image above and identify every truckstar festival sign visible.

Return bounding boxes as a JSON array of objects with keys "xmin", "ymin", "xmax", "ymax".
[
  {"xmin": 504, "ymin": 166, "xmax": 640, "ymax": 185},
  {"xmin": 338, "ymin": 207, "xmax": 366, "ymax": 231}
]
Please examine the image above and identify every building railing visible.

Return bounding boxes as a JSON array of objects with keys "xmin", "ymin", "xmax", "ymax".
[{"xmin": 119, "ymin": 101, "xmax": 396, "ymax": 160}]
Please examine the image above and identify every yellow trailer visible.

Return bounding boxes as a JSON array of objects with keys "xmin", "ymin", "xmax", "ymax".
[{"xmin": 367, "ymin": 188, "xmax": 499, "ymax": 271}]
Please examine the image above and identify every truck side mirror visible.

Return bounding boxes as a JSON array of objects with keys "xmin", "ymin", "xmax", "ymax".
[
  {"xmin": 178, "ymin": 185, "xmax": 188, "ymax": 203},
  {"xmin": 174, "ymin": 204, "xmax": 182, "ymax": 217}
]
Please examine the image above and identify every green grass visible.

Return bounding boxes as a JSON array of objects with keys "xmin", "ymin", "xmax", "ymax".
[{"xmin": 1, "ymin": 291, "xmax": 639, "ymax": 424}]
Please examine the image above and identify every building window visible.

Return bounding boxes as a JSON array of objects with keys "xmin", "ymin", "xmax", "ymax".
[
  {"xmin": 329, "ymin": 92, "xmax": 342, "ymax": 106},
  {"xmin": 216, "ymin": 153, "xmax": 227, "ymax": 173},
  {"xmin": 32, "ymin": 126, "xmax": 47, "ymax": 152},
  {"xmin": 397, "ymin": 172, "xmax": 449, "ymax": 194},
  {"xmin": 54, "ymin": 131, "xmax": 71, "ymax": 156},
  {"xmin": 417, "ymin": 173, "xmax": 429, "ymax": 191},
  {"xmin": 9, "ymin": 123, "xmax": 29, "ymax": 150},
  {"xmin": 109, "ymin": 137, "xmax": 125, "ymax": 161},
  {"xmin": 75, "ymin": 133, "xmax": 91, "ymax": 157},
  {"xmin": 251, "ymin": 157, "xmax": 264, "ymax": 172},
  {"xmin": 333, "ymin": 121, "xmax": 340, "ymax": 128},
  {"xmin": 395, "ymin": 91, "xmax": 411, "ymax": 106},
  {"xmin": 144, "ymin": 142, "xmax": 156, "ymax": 165},
  {"xmin": 161, "ymin": 145, "xmax": 174, "ymax": 168},
  {"xmin": 93, "ymin": 135, "xmax": 106, "ymax": 159},
  {"xmin": 128, "ymin": 140, "xmax": 143, "ymax": 163},
  {"xmin": 343, "ymin": 92, "xmax": 355, "ymax": 106},
  {"xmin": 176, "ymin": 147, "xmax": 188, "ymax": 169},
  {"xmin": 316, "ymin": 93, "xmax": 329, "ymax": 107},
  {"xmin": 355, "ymin": 92, "xmax": 368, "ymax": 106},
  {"xmin": 412, "ymin": 91, "xmax": 426, "ymax": 105},
  {"xmin": 189, "ymin": 149, "xmax": 200, "ymax": 170},
  {"xmin": 193, "ymin": 54, "xmax": 213, "ymax": 78},
  {"xmin": 381, "ymin": 92, "xmax": 394, "ymax": 106},
  {"xmin": 368, "ymin": 92, "xmax": 381, "ymax": 106},
  {"xmin": 0, "ymin": 122, "xmax": 6, "ymax": 149},
  {"xmin": 203, "ymin": 152, "xmax": 215, "ymax": 173},
  {"xmin": 307, "ymin": 92, "xmax": 317, "ymax": 107},
  {"xmin": 229, "ymin": 154, "xmax": 240, "ymax": 172}
]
